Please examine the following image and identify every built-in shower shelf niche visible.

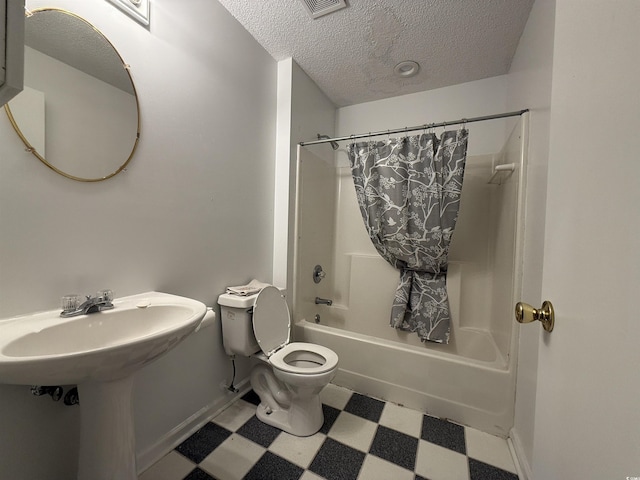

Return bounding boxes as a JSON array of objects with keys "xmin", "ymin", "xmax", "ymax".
[{"xmin": 488, "ymin": 163, "xmax": 516, "ymax": 185}]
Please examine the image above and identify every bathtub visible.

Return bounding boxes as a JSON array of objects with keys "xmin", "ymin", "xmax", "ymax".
[
  {"xmin": 293, "ymin": 117, "xmax": 528, "ymax": 438},
  {"xmin": 294, "ymin": 316, "xmax": 515, "ymax": 437}
]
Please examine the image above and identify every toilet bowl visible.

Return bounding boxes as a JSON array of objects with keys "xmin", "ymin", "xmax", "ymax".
[{"xmin": 218, "ymin": 285, "xmax": 338, "ymax": 436}]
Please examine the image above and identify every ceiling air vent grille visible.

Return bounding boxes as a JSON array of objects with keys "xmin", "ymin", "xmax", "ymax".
[{"xmin": 299, "ymin": 0, "xmax": 347, "ymax": 19}]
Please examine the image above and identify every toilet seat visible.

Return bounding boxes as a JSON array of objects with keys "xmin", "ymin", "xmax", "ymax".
[
  {"xmin": 253, "ymin": 286, "xmax": 338, "ymax": 375},
  {"xmin": 269, "ymin": 342, "xmax": 338, "ymax": 375}
]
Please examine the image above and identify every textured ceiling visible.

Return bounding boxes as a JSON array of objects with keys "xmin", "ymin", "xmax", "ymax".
[{"xmin": 217, "ymin": 0, "xmax": 535, "ymax": 107}]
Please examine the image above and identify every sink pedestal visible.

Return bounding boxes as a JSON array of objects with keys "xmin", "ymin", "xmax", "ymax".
[{"xmin": 77, "ymin": 376, "xmax": 137, "ymax": 480}]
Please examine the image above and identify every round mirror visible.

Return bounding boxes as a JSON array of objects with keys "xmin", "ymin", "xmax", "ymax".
[{"xmin": 4, "ymin": 8, "xmax": 140, "ymax": 182}]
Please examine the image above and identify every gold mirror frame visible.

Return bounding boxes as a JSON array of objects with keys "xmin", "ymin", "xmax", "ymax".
[{"xmin": 4, "ymin": 8, "xmax": 140, "ymax": 182}]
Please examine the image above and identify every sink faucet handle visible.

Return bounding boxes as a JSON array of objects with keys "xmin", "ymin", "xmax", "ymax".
[
  {"xmin": 96, "ymin": 289, "xmax": 114, "ymax": 302},
  {"xmin": 61, "ymin": 294, "xmax": 82, "ymax": 313}
]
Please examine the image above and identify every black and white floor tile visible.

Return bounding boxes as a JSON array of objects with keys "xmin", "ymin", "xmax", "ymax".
[{"xmin": 140, "ymin": 384, "xmax": 520, "ymax": 480}]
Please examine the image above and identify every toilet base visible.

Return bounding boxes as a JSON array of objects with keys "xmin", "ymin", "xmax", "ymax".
[
  {"xmin": 255, "ymin": 398, "xmax": 324, "ymax": 437},
  {"xmin": 250, "ymin": 364, "xmax": 325, "ymax": 436}
]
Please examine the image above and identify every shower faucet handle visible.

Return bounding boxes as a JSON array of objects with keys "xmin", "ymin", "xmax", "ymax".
[{"xmin": 313, "ymin": 265, "xmax": 326, "ymax": 284}]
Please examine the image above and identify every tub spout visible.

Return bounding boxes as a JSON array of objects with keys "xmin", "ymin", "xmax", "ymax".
[{"xmin": 315, "ymin": 297, "xmax": 333, "ymax": 306}]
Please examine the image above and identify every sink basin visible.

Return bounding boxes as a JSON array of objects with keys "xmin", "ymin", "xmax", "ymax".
[
  {"xmin": 0, "ymin": 291, "xmax": 208, "ymax": 480},
  {"xmin": 0, "ymin": 291, "xmax": 207, "ymax": 385}
]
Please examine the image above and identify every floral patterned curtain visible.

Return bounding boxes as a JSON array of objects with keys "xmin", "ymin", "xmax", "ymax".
[{"xmin": 348, "ymin": 129, "xmax": 469, "ymax": 343}]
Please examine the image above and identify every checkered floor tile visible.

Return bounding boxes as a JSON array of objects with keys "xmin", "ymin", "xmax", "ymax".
[{"xmin": 139, "ymin": 384, "xmax": 520, "ymax": 480}]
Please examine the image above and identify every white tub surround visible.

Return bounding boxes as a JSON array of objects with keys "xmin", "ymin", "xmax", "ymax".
[{"xmin": 293, "ymin": 115, "xmax": 528, "ymax": 437}]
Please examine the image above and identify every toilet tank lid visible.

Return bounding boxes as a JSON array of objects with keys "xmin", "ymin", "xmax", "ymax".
[{"xmin": 217, "ymin": 292, "xmax": 259, "ymax": 308}]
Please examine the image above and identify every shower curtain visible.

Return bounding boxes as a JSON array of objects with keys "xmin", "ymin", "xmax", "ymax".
[{"xmin": 348, "ymin": 129, "xmax": 469, "ymax": 343}]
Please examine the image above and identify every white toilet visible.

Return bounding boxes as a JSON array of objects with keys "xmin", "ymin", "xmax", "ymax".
[{"xmin": 218, "ymin": 285, "xmax": 338, "ymax": 436}]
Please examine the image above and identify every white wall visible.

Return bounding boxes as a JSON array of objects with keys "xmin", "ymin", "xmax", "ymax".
[
  {"xmin": 337, "ymin": 75, "xmax": 510, "ymax": 158},
  {"xmin": 505, "ymin": 0, "xmax": 555, "ymax": 476},
  {"xmin": 273, "ymin": 59, "xmax": 294, "ymax": 289},
  {"xmin": 0, "ymin": 0, "xmax": 276, "ymax": 477},
  {"xmin": 273, "ymin": 58, "xmax": 336, "ymax": 291}
]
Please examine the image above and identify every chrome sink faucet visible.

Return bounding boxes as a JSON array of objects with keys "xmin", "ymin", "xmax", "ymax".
[{"xmin": 60, "ymin": 289, "xmax": 115, "ymax": 317}]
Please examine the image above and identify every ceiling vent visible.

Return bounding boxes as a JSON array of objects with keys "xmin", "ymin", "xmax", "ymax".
[{"xmin": 299, "ymin": 0, "xmax": 347, "ymax": 19}]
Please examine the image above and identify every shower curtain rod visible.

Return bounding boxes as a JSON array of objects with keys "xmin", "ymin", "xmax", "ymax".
[{"xmin": 299, "ymin": 109, "xmax": 529, "ymax": 147}]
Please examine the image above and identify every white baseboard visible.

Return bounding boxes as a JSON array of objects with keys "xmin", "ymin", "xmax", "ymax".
[
  {"xmin": 137, "ymin": 378, "xmax": 251, "ymax": 473},
  {"xmin": 509, "ymin": 427, "xmax": 532, "ymax": 480}
]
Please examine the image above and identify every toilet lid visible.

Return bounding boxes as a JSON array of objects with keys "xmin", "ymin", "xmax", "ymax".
[{"xmin": 252, "ymin": 286, "xmax": 290, "ymax": 357}]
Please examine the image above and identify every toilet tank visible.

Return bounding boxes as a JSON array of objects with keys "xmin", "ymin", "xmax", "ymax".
[{"xmin": 217, "ymin": 293, "xmax": 259, "ymax": 356}]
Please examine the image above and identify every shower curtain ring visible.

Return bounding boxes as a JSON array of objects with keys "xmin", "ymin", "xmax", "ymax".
[{"xmin": 348, "ymin": 134, "xmax": 357, "ymax": 154}]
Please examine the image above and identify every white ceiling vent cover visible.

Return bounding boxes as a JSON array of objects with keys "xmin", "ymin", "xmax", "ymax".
[{"xmin": 299, "ymin": 0, "xmax": 347, "ymax": 19}]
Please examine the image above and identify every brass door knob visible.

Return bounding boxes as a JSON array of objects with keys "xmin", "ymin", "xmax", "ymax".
[{"xmin": 515, "ymin": 301, "xmax": 555, "ymax": 332}]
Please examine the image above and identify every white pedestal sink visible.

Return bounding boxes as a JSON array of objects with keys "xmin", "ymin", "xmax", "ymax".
[{"xmin": 0, "ymin": 291, "xmax": 208, "ymax": 480}]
